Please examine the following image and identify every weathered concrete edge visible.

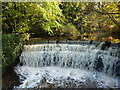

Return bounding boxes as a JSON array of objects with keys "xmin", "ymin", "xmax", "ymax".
[{"xmin": 25, "ymin": 40, "xmax": 120, "ymax": 48}]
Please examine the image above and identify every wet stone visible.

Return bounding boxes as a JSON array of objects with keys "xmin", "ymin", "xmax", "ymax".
[{"xmin": 94, "ymin": 57, "xmax": 104, "ymax": 72}]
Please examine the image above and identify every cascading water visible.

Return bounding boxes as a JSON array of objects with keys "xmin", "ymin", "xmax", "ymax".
[{"xmin": 14, "ymin": 43, "xmax": 119, "ymax": 88}]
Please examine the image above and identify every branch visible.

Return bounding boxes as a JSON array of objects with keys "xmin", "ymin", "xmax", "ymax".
[
  {"xmin": 94, "ymin": 9, "xmax": 120, "ymax": 27},
  {"xmin": 94, "ymin": 9, "xmax": 120, "ymax": 15}
]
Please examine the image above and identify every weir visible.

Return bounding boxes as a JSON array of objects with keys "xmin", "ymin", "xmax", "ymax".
[
  {"xmin": 14, "ymin": 42, "xmax": 120, "ymax": 88},
  {"xmin": 26, "ymin": 40, "xmax": 119, "ymax": 48}
]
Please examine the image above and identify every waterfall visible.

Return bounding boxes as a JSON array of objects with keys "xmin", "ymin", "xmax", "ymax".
[
  {"xmin": 20, "ymin": 44, "xmax": 119, "ymax": 76},
  {"xmin": 14, "ymin": 44, "xmax": 119, "ymax": 88}
]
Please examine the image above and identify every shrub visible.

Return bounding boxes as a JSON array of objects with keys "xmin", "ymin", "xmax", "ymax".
[{"xmin": 2, "ymin": 34, "xmax": 24, "ymax": 73}]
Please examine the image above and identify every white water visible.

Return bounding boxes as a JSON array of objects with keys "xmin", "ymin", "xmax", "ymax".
[
  {"xmin": 14, "ymin": 66, "xmax": 118, "ymax": 88},
  {"xmin": 14, "ymin": 44, "xmax": 119, "ymax": 88}
]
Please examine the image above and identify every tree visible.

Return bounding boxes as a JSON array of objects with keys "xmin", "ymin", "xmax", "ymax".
[
  {"xmin": 2, "ymin": 2, "xmax": 65, "ymax": 37},
  {"xmin": 94, "ymin": 2, "xmax": 120, "ymax": 39},
  {"xmin": 2, "ymin": 2, "xmax": 35, "ymax": 34},
  {"xmin": 60, "ymin": 2, "xmax": 96, "ymax": 34},
  {"xmin": 29, "ymin": 2, "xmax": 65, "ymax": 37}
]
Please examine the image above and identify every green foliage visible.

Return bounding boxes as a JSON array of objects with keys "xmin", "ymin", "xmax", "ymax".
[
  {"xmin": 2, "ymin": 2, "xmax": 33, "ymax": 34},
  {"xmin": 21, "ymin": 33, "xmax": 30, "ymax": 40},
  {"xmin": 2, "ymin": 2, "xmax": 65, "ymax": 36},
  {"xmin": 29, "ymin": 2, "xmax": 65, "ymax": 36},
  {"xmin": 60, "ymin": 2, "xmax": 83, "ymax": 31},
  {"xmin": 2, "ymin": 2, "xmax": 120, "ymax": 39},
  {"xmin": 29, "ymin": 25, "xmax": 49, "ymax": 37},
  {"xmin": 57, "ymin": 23, "xmax": 79, "ymax": 37},
  {"xmin": 60, "ymin": 2, "xmax": 95, "ymax": 33},
  {"xmin": 2, "ymin": 34, "xmax": 24, "ymax": 73}
]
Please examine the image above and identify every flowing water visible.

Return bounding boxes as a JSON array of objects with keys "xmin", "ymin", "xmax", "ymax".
[{"xmin": 14, "ymin": 43, "xmax": 120, "ymax": 88}]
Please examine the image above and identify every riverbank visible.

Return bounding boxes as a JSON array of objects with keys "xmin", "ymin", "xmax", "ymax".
[
  {"xmin": 2, "ymin": 58, "xmax": 21, "ymax": 89},
  {"xmin": 2, "ymin": 67, "xmax": 20, "ymax": 89},
  {"xmin": 2, "ymin": 34, "xmax": 24, "ymax": 89}
]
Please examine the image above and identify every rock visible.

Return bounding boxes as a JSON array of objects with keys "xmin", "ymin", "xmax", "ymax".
[
  {"xmin": 99, "ymin": 42, "xmax": 106, "ymax": 50},
  {"xmin": 115, "ymin": 60, "xmax": 120, "ymax": 77},
  {"xmin": 98, "ymin": 41, "xmax": 111, "ymax": 50},
  {"xmin": 48, "ymin": 39, "xmax": 50, "ymax": 43},
  {"xmin": 40, "ymin": 77, "xmax": 46, "ymax": 84},
  {"xmin": 65, "ymin": 39, "xmax": 68, "ymax": 43},
  {"xmin": 105, "ymin": 41, "xmax": 111, "ymax": 48},
  {"xmin": 56, "ymin": 40, "xmax": 60, "ymax": 43},
  {"xmin": 94, "ymin": 57, "xmax": 104, "ymax": 72},
  {"xmin": 89, "ymin": 40, "xmax": 93, "ymax": 44},
  {"xmin": 19, "ymin": 63, "xmax": 23, "ymax": 66}
]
